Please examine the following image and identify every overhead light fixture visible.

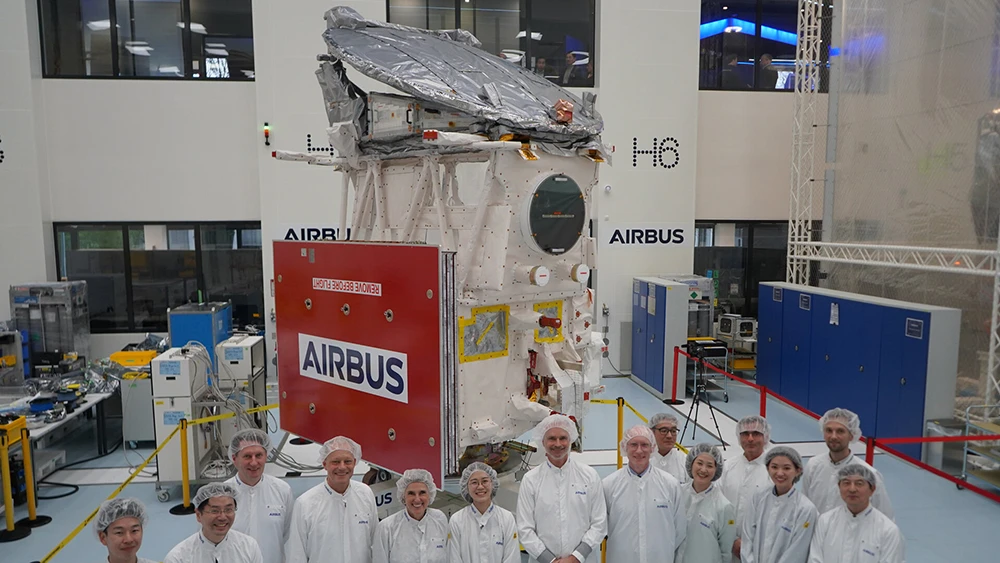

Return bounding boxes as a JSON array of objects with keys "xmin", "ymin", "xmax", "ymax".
[
  {"xmin": 86, "ymin": 20, "xmax": 112, "ymax": 31},
  {"xmin": 723, "ymin": 5, "xmax": 728, "ymax": 9},
  {"xmin": 515, "ymin": 31, "xmax": 543, "ymax": 41},
  {"xmin": 177, "ymin": 22, "xmax": 208, "ymax": 34},
  {"xmin": 724, "ymin": 26, "xmax": 743, "ymax": 33},
  {"xmin": 125, "ymin": 41, "xmax": 154, "ymax": 56},
  {"xmin": 205, "ymin": 42, "xmax": 229, "ymax": 57}
]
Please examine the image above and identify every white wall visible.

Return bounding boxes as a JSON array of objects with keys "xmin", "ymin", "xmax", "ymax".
[
  {"xmin": 696, "ymin": 90, "xmax": 826, "ymax": 220},
  {"xmin": 41, "ymin": 80, "xmax": 260, "ymax": 222},
  {"xmin": 0, "ymin": 0, "xmax": 52, "ymax": 321},
  {"xmin": 90, "ymin": 333, "xmax": 149, "ymax": 361}
]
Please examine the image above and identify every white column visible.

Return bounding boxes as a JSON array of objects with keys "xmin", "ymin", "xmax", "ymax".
[
  {"xmin": 0, "ymin": 0, "xmax": 53, "ymax": 320},
  {"xmin": 594, "ymin": 0, "xmax": 701, "ymax": 372}
]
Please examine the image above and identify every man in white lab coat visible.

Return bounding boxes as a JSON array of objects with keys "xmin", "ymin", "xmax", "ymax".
[
  {"xmin": 808, "ymin": 464, "xmax": 904, "ymax": 563},
  {"xmin": 650, "ymin": 412, "xmax": 689, "ymax": 482},
  {"xmin": 164, "ymin": 483, "xmax": 263, "ymax": 563},
  {"xmin": 285, "ymin": 436, "xmax": 378, "ymax": 563},
  {"xmin": 516, "ymin": 414, "xmax": 607, "ymax": 563},
  {"xmin": 801, "ymin": 408, "xmax": 893, "ymax": 519},
  {"xmin": 224, "ymin": 428, "xmax": 295, "ymax": 563},
  {"xmin": 602, "ymin": 424, "xmax": 686, "ymax": 563},
  {"xmin": 720, "ymin": 415, "xmax": 772, "ymax": 560}
]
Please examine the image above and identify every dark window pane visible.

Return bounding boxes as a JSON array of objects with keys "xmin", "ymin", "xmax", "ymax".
[
  {"xmin": 129, "ymin": 225, "xmax": 197, "ymax": 331},
  {"xmin": 476, "ymin": 0, "xmax": 525, "ymax": 65},
  {"xmin": 40, "ymin": 0, "xmax": 115, "ymax": 76},
  {"xmin": 56, "ymin": 226, "xmax": 128, "ymax": 331},
  {"xmin": 115, "ymin": 0, "xmax": 186, "ymax": 77},
  {"xmin": 754, "ymin": 0, "xmax": 798, "ymax": 90},
  {"xmin": 528, "ymin": 0, "xmax": 595, "ymax": 87},
  {"xmin": 188, "ymin": 0, "xmax": 255, "ymax": 79},
  {"xmin": 390, "ymin": 0, "xmax": 428, "ymax": 28},
  {"xmin": 201, "ymin": 225, "xmax": 264, "ymax": 329},
  {"xmin": 700, "ymin": 0, "xmax": 757, "ymax": 90},
  {"xmin": 429, "ymin": 0, "xmax": 456, "ymax": 28}
]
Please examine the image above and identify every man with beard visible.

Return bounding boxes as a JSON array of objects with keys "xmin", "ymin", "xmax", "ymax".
[{"xmin": 801, "ymin": 409, "xmax": 893, "ymax": 519}]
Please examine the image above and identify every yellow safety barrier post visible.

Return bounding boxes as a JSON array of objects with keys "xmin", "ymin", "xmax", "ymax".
[
  {"xmin": 16, "ymin": 427, "xmax": 52, "ymax": 529},
  {"xmin": 0, "ymin": 432, "xmax": 29, "ymax": 542},
  {"xmin": 169, "ymin": 418, "xmax": 196, "ymax": 515}
]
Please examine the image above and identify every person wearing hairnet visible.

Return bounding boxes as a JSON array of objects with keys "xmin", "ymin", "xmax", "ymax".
[
  {"xmin": 807, "ymin": 465, "xmax": 904, "ymax": 563},
  {"xmin": 721, "ymin": 415, "xmax": 772, "ymax": 559},
  {"xmin": 801, "ymin": 408, "xmax": 893, "ymax": 519},
  {"xmin": 164, "ymin": 482, "xmax": 263, "ymax": 563},
  {"xmin": 678, "ymin": 444, "xmax": 736, "ymax": 563},
  {"xmin": 517, "ymin": 414, "xmax": 606, "ymax": 563},
  {"xmin": 740, "ymin": 446, "xmax": 817, "ymax": 563},
  {"xmin": 649, "ymin": 413, "xmax": 689, "ymax": 483},
  {"xmin": 94, "ymin": 498, "xmax": 157, "ymax": 563},
  {"xmin": 602, "ymin": 424, "xmax": 686, "ymax": 563},
  {"xmin": 223, "ymin": 428, "xmax": 295, "ymax": 563},
  {"xmin": 448, "ymin": 462, "xmax": 519, "ymax": 563},
  {"xmin": 285, "ymin": 436, "xmax": 378, "ymax": 563},
  {"xmin": 374, "ymin": 468, "xmax": 449, "ymax": 563}
]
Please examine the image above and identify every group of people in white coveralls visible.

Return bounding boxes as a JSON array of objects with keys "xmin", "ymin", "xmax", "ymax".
[{"xmin": 92, "ymin": 407, "xmax": 903, "ymax": 563}]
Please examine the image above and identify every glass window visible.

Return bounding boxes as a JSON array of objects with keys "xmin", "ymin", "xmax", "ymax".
[
  {"xmin": 55, "ymin": 225, "xmax": 129, "ymax": 331},
  {"xmin": 201, "ymin": 224, "xmax": 264, "ymax": 329},
  {"xmin": 189, "ymin": 0, "xmax": 255, "ymax": 79},
  {"xmin": 700, "ymin": 0, "xmax": 830, "ymax": 92},
  {"xmin": 693, "ymin": 222, "xmax": 790, "ymax": 317},
  {"xmin": 388, "ymin": 0, "xmax": 595, "ymax": 87},
  {"xmin": 129, "ymin": 225, "xmax": 198, "ymax": 331},
  {"xmin": 39, "ymin": 0, "xmax": 115, "ymax": 76},
  {"xmin": 39, "ymin": 0, "xmax": 254, "ymax": 80},
  {"xmin": 115, "ymin": 0, "xmax": 185, "ymax": 78}
]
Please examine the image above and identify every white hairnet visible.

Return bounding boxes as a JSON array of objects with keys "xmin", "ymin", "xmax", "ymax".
[
  {"xmin": 820, "ymin": 408, "xmax": 863, "ymax": 442},
  {"xmin": 318, "ymin": 435, "xmax": 362, "ymax": 464},
  {"xmin": 93, "ymin": 497, "xmax": 147, "ymax": 539},
  {"xmin": 837, "ymin": 464, "xmax": 876, "ymax": 488},
  {"xmin": 397, "ymin": 468, "xmax": 437, "ymax": 504},
  {"xmin": 649, "ymin": 412, "xmax": 679, "ymax": 429},
  {"xmin": 459, "ymin": 462, "xmax": 499, "ymax": 502},
  {"xmin": 619, "ymin": 424, "xmax": 655, "ymax": 456},
  {"xmin": 765, "ymin": 446, "xmax": 804, "ymax": 483},
  {"xmin": 736, "ymin": 415, "xmax": 771, "ymax": 443},
  {"xmin": 685, "ymin": 443, "xmax": 724, "ymax": 481},
  {"xmin": 229, "ymin": 428, "xmax": 271, "ymax": 459},
  {"xmin": 533, "ymin": 414, "xmax": 579, "ymax": 443},
  {"xmin": 193, "ymin": 482, "xmax": 239, "ymax": 510}
]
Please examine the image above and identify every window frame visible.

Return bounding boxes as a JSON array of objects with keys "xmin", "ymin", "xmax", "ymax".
[
  {"xmin": 37, "ymin": 0, "xmax": 255, "ymax": 80},
  {"xmin": 54, "ymin": 221, "xmax": 263, "ymax": 333}
]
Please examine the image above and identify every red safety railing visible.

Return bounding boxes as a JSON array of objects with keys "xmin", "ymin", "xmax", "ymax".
[{"xmin": 671, "ymin": 346, "xmax": 1000, "ymax": 505}]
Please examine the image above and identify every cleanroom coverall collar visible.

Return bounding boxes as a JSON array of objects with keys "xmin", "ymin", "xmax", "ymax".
[
  {"xmin": 164, "ymin": 529, "xmax": 263, "ymax": 563},
  {"xmin": 808, "ymin": 505, "xmax": 904, "ymax": 563},
  {"xmin": 627, "ymin": 463, "xmax": 651, "ymax": 477},
  {"xmin": 225, "ymin": 472, "xmax": 293, "ymax": 563}
]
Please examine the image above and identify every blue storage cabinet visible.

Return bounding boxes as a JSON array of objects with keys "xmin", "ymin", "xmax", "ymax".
[
  {"xmin": 631, "ymin": 280, "xmax": 647, "ymax": 383},
  {"xmin": 168, "ymin": 302, "xmax": 233, "ymax": 367},
  {"xmin": 780, "ymin": 289, "xmax": 813, "ymax": 407},
  {"xmin": 758, "ymin": 282, "xmax": 960, "ymax": 460},
  {"xmin": 631, "ymin": 277, "xmax": 689, "ymax": 400},
  {"xmin": 755, "ymin": 286, "xmax": 783, "ymax": 391}
]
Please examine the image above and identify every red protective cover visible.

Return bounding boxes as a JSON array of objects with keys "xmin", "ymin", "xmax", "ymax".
[{"xmin": 274, "ymin": 241, "xmax": 444, "ymax": 484}]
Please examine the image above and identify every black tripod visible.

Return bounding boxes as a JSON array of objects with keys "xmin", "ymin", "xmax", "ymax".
[{"xmin": 679, "ymin": 350, "xmax": 726, "ymax": 450}]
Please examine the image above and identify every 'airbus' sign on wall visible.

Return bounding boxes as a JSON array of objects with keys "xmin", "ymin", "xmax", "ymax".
[{"xmin": 600, "ymin": 223, "xmax": 692, "ymax": 247}]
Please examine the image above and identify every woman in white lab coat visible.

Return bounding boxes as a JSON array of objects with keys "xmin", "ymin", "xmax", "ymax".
[
  {"xmin": 448, "ymin": 462, "xmax": 519, "ymax": 563},
  {"xmin": 678, "ymin": 444, "xmax": 737, "ymax": 563},
  {"xmin": 740, "ymin": 446, "xmax": 818, "ymax": 563},
  {"xmin": 374, "ymin": 469, "xmax": 449, "ymax": 563}
]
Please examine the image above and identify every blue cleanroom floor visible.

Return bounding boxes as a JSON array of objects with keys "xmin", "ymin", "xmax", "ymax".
[{"xmin": 1, "ymin": 376, "xmax": 994, "ymax": 563}]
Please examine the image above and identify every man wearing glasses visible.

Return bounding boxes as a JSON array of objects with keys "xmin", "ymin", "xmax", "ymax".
[
  {"xmin": 165, "ymin": 482, "xmax": 263, "ymax": 563},
  {"xmin": 649, "ymin": 413, "xmax": 689, "ymax": 483}
]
